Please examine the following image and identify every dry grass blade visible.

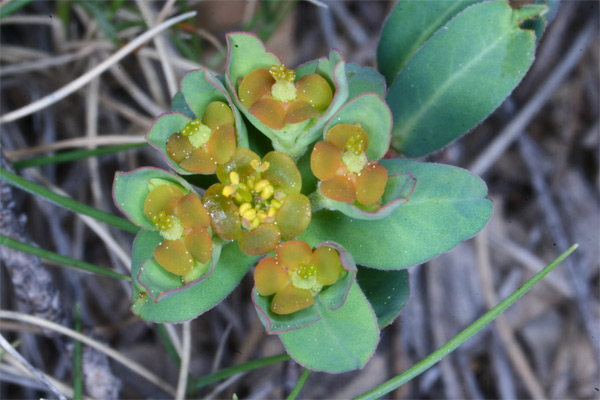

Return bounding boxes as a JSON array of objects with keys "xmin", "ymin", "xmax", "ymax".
[
  {"xmin": 0, "ymin": 310, "xmax": 177, "ymax": 396},
  {"xmin": 0, "ymin": 334, "xmax": 67, "ymax": 400},
  {"xmin": 0, "ymin": 11, "xmax": 196, "ymax": 124},
  {"xmin": 175, "ymin": 321, "xmax": 191, "ymax": 400}
]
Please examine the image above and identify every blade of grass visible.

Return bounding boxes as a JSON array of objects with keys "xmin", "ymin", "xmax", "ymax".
[
  {"xmin": 0, "ymin": 234, "xmax": 131, "ymax": 281},
  {"xmin": 12, "ymin": 143, "xmax": 147, "ymax": 170},
  {"xmin": 73, "ymin": 303, "xmax": 83, "ymax": 400},
  {"xmin": 0, "ymin": 167, "xmax": 139, "ymax": 234},
  {"xmin": 355, "ymin": 243, "xmax": 579, "ymax": 400},
  {"xmin": 0, "ymin": 0, "xmax": 35, "ymax": 19},
  {"xmin": 0, "ymin": 339, "xmax": 21, "ymax": 362},
  {"xmin": 287, "ymin": 369, "xmax": 310, "ymax": 400},
  {"xmin": 192, "ymin": 354, "xmax": 291, "ymax": 390}
]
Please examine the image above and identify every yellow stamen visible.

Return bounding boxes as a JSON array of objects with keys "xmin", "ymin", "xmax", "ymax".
[
  {"xmin": 222, "ymin": 185, "xmax": 236, "ymax": 197},
  {"xmin": 271, "ymin": 199, "xmax": 282, "ymax": 209},
  {"xmin": 261, "ymin": 185, "xmax": 274, "ymax": 200},
  {"xmin": 229, "ymin": 171, "xmax": 240, "ymax": 185},
  {"xmin": 254, "ymin": 179, "xmax": 270, "ymax": 193},
  {"xmin": 251, "ymin": 218, "xmax": 261, "ymax": 229},
  {"xmin": 269, "ymin": 64, "xmax": 296, "ymax": 82},
  {"xmin": 241, "ymin": 208, "xmax": 257, "ymax": 220},
  {"xmin": 239, "ymin": 202, "xmax": 252, "ymax": 215}
]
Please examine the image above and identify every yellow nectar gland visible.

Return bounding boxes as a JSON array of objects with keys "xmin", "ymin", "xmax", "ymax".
[
  {"xmin": 269, "ymin": 65, "xmax": 297, "ymax": 103},
  {"xmin": 181, "ymin": 119, "xmax": 212, "ymax": 149},
  {"xmin": 342, "ymin": 133, "xmax": 368, "ymax": 174},
  {"xmin": 151, "ymin": 211, "xmax": 183, "ymax": 240},
  {"xmin": 291, "ymin": 263, "xmax": 322, "ymax": 294},
  {"xmin": 221, "ymin": 165, "xmax": 282, "ymax": 230}
]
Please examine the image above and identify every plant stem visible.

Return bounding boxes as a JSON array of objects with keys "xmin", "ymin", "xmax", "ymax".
[
  {"xmin": 287, "ymin": 369, "xmax": 311, "ymax": 400},
  {"xmin": 191, "ymin": 354, "xmax": 291, "ymax": 390},
  {"xmin": 0, "ymin": 234, "xmax": 131, "ymax": 281},
  {"xmin": 354, "ymin": 243, "xmax": 578, "ymax": 400},
  {"xmin": 0, "ymin": 167, "xmax": 139, "ymax": 234},
  {"xmin": 73, "ymin": 303, "xmax": 83, "ymax": 400},
  {"xmin": 12, "ymin": 143, "xmax": 147, "ymax": 170}
]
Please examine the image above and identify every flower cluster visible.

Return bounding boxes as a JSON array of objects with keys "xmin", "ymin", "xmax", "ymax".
[{"xmin": 115, "ymin": 32, "xmax": 397, "ymax": 327}]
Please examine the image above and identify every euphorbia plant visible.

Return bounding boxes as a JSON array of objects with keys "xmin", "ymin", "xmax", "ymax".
[{"xmin": 113, "ymin": 0, "xmax": 550, "ymax": 374}]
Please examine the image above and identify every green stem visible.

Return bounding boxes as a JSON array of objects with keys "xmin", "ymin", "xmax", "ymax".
[
  {"xmin": 287, "ymin": 369, "xmax": 310, "ymax": 400},
  {"xmin": 0, "ymin": 167, "xmax": 139, "ymax": 234},
  {"xmin": 0, "ymin": 234, "xmax": 131, "ymax": 281},
  {"xmin": 0, "ymin": 0, "xmax": 35, "ymax": 19},
  {"xmin": 191, "ymin": 353, "xmax": 291, "ymax": 390},
  {"xmin": 155, "ymin": 324, "xmax": 181, "ymax": 367},
  {"xmin": 12, "ymin": 143, "xmax": 147, "ymax": 170},
  {"xmin": 73, "ymin": 303, "xmax": 83, "ymax": 400},
  {"xmin": 354, "ymin": 243, "xmax": 578, "ymax": 400}
]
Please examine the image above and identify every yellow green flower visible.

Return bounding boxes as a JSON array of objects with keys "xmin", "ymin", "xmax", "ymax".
[
  {"xmin": 166, "ymin": 101, "xmax": 236, "ymax": 174},
  {"xmin": 254, "ymin": 241, "xmax": 344, "ymax": 315},
  {"xmin": 203, "ymin": 148, "xmax": 311, "ymax": 256},
  {"xmin": 311, "ymin": 123, "xmax": 388, "ymax": 206},
  {"xmin": 144, "ymin": 182, "xmax": 212, "ymax": 276},
  {"xmin": 237, "ymin": 64, "xmax": 333, "ymax": 130}
]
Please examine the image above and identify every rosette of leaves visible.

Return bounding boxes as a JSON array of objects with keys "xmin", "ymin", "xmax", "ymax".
[{"xmin": 225, "ymin": 32, "xmax": 349, "ymax": 159}]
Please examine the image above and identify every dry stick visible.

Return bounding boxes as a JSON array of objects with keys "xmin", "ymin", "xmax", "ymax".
[
  {"xmin": 136, "ymin": 0, "xmax": 178, "ymax": 96},
  {"xmin": 211, "ymin": 323, "xmax": 233, "ymax": 373},
  {"xmin": 0, "ymin": 361, "xmax": 93, "ymax": 400},
  {"xmin": 0, "ymin": 11, "xmax": 196, "ymax": 125},
  {"xmin": 0, "ymin": 310, "xmax": 177, "ymax": 396},
  {"xmin": 108, "ymin": 62, "xmax": 166, "ymax": 116},
  {"xmin": 26, "ymin": 169, "xmax": 132, "ymax": 271},
  {"xmin": 165, "ymin": 324, "xmax": 183, "ymax": 358},
  {"xmin": 490, "ymin": 234, "xmax": 572, "ymax": 297},
  {"xmin": 99, "ymin": 95, "xmax": 155, "ymax": 128},
  {"xmin": 175, "ymin": 321, "xmax": 191, "ymax": 400},
  {"xmin": 155, "ymin": 0, "xmax": 178, "ymax": 24},
  {"xmin": 204, "ymin": 373, "xmax": 244, "ymax": 400},
  {"xmin": 469, "ymin": 20, "xmax": 596, "ymax": 176},
  {"xmin": 137, "ymin": 51, "xmax": 169, "ymax": 110},
  {"xmin": 0, "ymin": 14, "xmax": 66, "ymax": 52},
  {"xmin": 328, "ymin": 2, "xmax": 368, "ymax": 45},
  {"xmin": 0, "ymin": 334, "xmax": 67, "ymax": 400},
  {"xmin": 86, "ymin": 65, "xmax": 102, "ymax": 206},
  {"xmin": 0, "ymin": 46, "xmax": 101, "ymax": 77},
  {"xmin": 475, "ymin": 228, "xmax": 547, "ymax": 398},
  {"xmin": 518, "ymin": 134, "xmax": 600, "ymax": 364},
  {"xmin": 5, "ymin": 135, "xmax": 146, "ymax": 159}
]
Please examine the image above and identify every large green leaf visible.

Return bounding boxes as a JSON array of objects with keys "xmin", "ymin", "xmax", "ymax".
[
  {"xmin": 356, "ymin": 266, "xmax": 409, "ymax": 328},
  {"xmin": 377, "ymin": 0, "xmax": 480, "ymax": 85},
  {"xmin": 387, "ymin": 1, "xmax": 547, "ymax": 157},
  {"xmin": 345, "ymin": 63, "xmax": 386, "ymax": 100},
  {"xmin": 304, "ymin": 158, "xmax": 492, "ymax": 270},
  {"xmin": 279, "ymin": 283, "xmax": 379, "ymax": 373},
  {"xmin": 131, "ymin": 230, "xmax": 257, "ymax": 322}
]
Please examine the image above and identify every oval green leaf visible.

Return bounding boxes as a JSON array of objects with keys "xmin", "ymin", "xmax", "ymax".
[
  {"xmin": 279, "ymin": 283, "xmax": 379, "ymax": 373},
  {"xmin": 356, "ymin": 266, "xmax": 409, "ymax": 328},
  {"xmin": 345, "ymin": 63, "xmax": 386, "ymax": 99},
  {"xmin": 387, "ymin": 0, "xmax": 545, "ymax": 157},
  {"xmin": 377, "ymin": 0, "xmax": 480, "ymax": 85},
  {"xmin": 130, "ymin": 230, "xmax": 258, "ymax": 322},
  {"xmin": 305, "ymin": 158, "xmax": 492, "ymax": 270}
]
